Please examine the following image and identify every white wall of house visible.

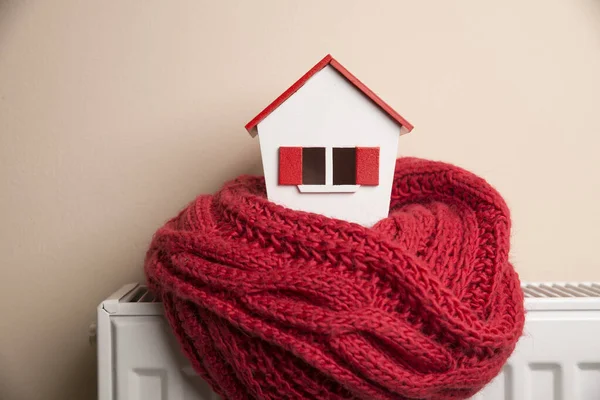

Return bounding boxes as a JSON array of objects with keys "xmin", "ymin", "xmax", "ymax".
[{"xmin": 257, "ymin": 65, "xmax": 401, "ymax": 227}]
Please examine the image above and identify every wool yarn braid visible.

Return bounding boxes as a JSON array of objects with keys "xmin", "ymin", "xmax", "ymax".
[{"xmin": 144, "ymin": 157, "xmax": 525, "ymax": 400}]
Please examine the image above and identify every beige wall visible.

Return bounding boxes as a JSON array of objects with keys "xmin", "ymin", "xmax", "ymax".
[{"xmin": 1, "ymin": 0, "xmax": 600, "ymax": 399}]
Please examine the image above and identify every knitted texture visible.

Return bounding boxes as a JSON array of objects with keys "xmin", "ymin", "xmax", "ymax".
[{"xmin": 144, "ymin": 157, "xmax": 525, "ymax": 400}]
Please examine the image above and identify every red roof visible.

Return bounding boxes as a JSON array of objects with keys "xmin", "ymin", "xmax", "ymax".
[{"xmin": 245, "ymin": 54, "xmax": 414, "ymax": 137}]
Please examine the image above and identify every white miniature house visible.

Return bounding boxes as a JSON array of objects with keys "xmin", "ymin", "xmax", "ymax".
[{"xmin": 245, "ymin": 54, "xmax": 414, "ymax": 227}]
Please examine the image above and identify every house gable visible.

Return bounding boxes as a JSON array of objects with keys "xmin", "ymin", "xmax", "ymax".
[{"xmin": 245, "ymin": 54, "xmax": 413, "ymax": 137}]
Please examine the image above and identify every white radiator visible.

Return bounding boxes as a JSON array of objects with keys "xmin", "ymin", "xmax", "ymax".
[{"xmin": 95, "ymin": 282, "xmax": 600, "ymax": 400}]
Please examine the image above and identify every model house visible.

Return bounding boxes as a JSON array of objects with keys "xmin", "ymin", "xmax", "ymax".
[{"xmin": 245, "ymin": 54, "xmax": 413, "ymax": 226}]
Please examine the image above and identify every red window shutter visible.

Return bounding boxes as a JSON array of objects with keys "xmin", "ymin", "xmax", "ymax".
[
  {"xmin": 355, "ymin": 147, "xmax": 380, "ymax": 185},
  {"xmin": 279, "ymin": 147, "xmax": 303, "ymax": 185}
]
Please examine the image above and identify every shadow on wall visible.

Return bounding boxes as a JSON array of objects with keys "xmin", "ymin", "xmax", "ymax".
[
  {"xmin": 587, "ymin": 0, "xmax": 600, "ymax": 29},
  {"xmin": 589, "ymin": 0, "xmax": 600, "ymax": 21},
  {"xmin": 58, "ymin": 345, "xmax": 97, "ymax": 400},
  {"xmin": 0, "ymin": 1, "xmax": 25, "ymax": 51}
]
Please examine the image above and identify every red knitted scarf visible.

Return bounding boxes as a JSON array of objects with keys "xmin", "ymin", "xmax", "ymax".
[{"xmin": 145, "ymin": 157, "xmax": 525, "ymax": 400}]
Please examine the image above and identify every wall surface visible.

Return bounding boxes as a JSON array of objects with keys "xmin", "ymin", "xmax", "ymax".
[{"xmin": 1, "ymin": 0, "xmax": 599, "ymax": 399}]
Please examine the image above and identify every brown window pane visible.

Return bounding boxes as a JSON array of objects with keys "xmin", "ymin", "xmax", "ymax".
[
  {"xmin": 333, "ymin": 147, "xmax": 356, "ymax": 185},
  {"xmin": 302, "ymin": 147, "xmax": 326, "ymax": 185}
]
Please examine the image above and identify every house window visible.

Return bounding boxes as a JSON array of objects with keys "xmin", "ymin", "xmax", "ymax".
[
  {"xmin": 333, "ymin": 148, "xmax": 356, "ymax": 185},
  {"xmin": 278, "ymin": 146, "xmax": 379, "ymax": 187},
  {"xmin": 302, "ymin": 147, "xmax": 326, "ymax": 184}
]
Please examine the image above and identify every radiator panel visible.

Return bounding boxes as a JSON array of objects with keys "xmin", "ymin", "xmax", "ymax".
[
  {"xmin": 97, "ymin": 283, "xmax": 600, "ymax": 400},
  {"xmin": 111, "ymin": 316, "xmax": 219, "ymax": 400}
]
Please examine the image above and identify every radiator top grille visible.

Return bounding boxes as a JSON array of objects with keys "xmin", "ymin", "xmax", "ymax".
[
  {"xmin": 522, "ymin": 283, "xmax": 600, "ymax": 298},
  {"xmin": 122, "ymin": 286, "xmax": 156, "ymax": 303},
  {"xmin": 120, "ymin": 283, "xmax": 600, "ymax": 303}
]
